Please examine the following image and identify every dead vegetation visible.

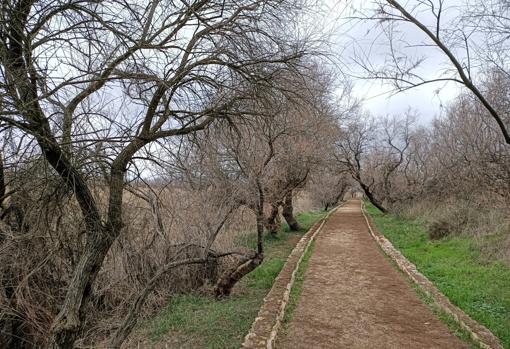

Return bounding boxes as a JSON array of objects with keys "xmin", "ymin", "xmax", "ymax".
[{"xmin": 0, "ymin": 0, "xmax": 349, "ymax": 346}]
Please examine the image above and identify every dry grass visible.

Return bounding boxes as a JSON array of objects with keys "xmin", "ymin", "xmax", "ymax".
[
  {"xmin": 0, "ymin": 178, "xmax": 322, "ymax": 347},
  {"xmin": 0, "ymin": 182, "xmax": 254, "ymax": 347}
]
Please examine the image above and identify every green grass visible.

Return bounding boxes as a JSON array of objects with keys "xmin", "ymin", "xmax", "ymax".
[
  {"xmin": 284, "ymin": 211, "xmax": 326, "ymax": 233},
  {"xmin": 148, "ymin": 294, "xmax": 262, "ymax": 348},
  {"xmin": 365, "ymin": 202, "xmax": 510, "ymax": 349},
  {"xmin": 238, "ymin": 210, "xmax": 325, "ymax": 255},
  {"xmin": 411, "ymin": 278, "xmax": 482, "ymax": 349},
  {"xmin": 282, "ymin": 240, "xmax": 315, "ymax": 325},
  {"xmin": 143, "ymin": 210, "xmax": 326, "ymax": 349}
]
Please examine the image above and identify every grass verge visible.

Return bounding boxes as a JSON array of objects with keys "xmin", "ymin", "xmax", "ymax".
[
  {"xmin": 138, "ymin": 210, "xmax": 326, "ymax": 349},
  {"xmin": 365, "ymin": 202, "xmax": 510, "ymax": 349},
  {"xmin": 412, "ymin": 279, "xmax": 483, "ymax": 349},
  {"xmin": 282, "ymin": 240, "xmax": 315, "ymax": 326}
]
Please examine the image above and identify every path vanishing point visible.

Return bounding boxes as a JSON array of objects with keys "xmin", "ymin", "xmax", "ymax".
[{"xmin": 278, "ymin": 199, "xmax": 468, "ymax": 349}]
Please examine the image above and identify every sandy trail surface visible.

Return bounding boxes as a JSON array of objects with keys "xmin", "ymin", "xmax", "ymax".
[{"xmin": 278, "ymin": 199, "xmax": 468, "ymax": 349}]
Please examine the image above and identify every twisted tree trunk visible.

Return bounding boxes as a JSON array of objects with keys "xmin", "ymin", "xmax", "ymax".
[
  {"xmin": 265, "ymin": 203, "xmax": 281, "ymax": 236},
  {"xmin": 282, "ymin": 191, "xmax": 300, "ymax": 231},
  {"xmin": 214, "ymin": 180, "xmax": 266, "ymax": 298},
  {"xmin": 359, "ymin": 182, "xmax": 387, "ymax": 213}
]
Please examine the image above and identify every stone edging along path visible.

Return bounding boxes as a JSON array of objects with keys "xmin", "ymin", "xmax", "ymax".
[
  {"xmin": 241, "ymin": 205, "xmax": 341, "ymax": 349},
  {"xmin": 360, "ymin": 200, "xmax": 504, "ymax": 349}
]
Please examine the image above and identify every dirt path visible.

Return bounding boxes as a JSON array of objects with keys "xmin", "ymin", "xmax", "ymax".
[{"xmin": 278, "ymin": 199, "xmax": 469, "ymax": 349}]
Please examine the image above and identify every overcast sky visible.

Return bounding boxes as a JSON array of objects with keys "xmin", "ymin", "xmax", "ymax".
[
  {"xmin": 351, "ymin": 76, "xmax": 462, "ymax": 123},
  {"xmin": 315, "ymin": 0, "xmax": 470, "ymax": 124}
]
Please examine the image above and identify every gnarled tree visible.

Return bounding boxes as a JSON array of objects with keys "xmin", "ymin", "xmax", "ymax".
[{"xmin": 0, "ymin": 0, "xmax": 310, "ymax": 346}]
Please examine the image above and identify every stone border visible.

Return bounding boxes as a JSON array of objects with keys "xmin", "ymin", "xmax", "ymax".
[
  {"xmin": 241, "ymin": 205, "xmax": 341, "ymax": 349},
  {"xmin": 360, "ymin": 201, "xmax": 503, "ymax": 349}
]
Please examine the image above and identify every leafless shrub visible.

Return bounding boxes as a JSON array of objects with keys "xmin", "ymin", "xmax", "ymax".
[
  {"xmin": 427, "ymin": 220, "xmax": 453, "ymax": 240},
  {"xmin": 307, "ymin": 171, "xmax": 351, "ymax": 210},
  {"xmin": 0, "ymin": 0, "xmax": 328, "ymax": 346}
]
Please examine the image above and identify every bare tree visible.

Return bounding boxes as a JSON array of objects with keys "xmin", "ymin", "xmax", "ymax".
[
  {"xmin": 183, "ymin": 62, "xmax": 339, "ymax": 296},
  {"xmin": 333, "ymin": 113, "xmax": 388, "ymax": 211},
  {"xmin": 430, "ymin": 75, "xmax": 510, "ymax": 205},
  {"xmin": 307, "ymin": 170, "xmax": 352, "ymax": 210},
  {"xmin": 334, "ymin": 110, "xmax": 418, "ymax": 212},
  {"xmin": 262, "ymin": 66, "xmax": 339, "ymax": 233},
  {"xmin": 206, "ymin": 115, "xmax": 275, "ymax": 297},
  {"xmin": 353, "ymin": 0, "xmax": 510, "ymax": 144},
  {"xmin": 0, "ymin": 0, "xmax": 311, "ymax": 347}
]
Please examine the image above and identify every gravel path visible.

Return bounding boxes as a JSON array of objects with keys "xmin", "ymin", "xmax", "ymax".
[{"xmin": 278, "ymin": 199, "xmax": 468, "ymax": 349}]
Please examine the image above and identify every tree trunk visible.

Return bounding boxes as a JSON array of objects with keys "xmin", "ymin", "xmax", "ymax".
[
  {"xmin": 0, "ymin": 153, "xmax": 5, "ymax": 208},
  {"xmin": 214, "ymin": 214, "xmax": 265, "ymax": 297},
  {"xmin": 214, "ymin": 180, "xmax": 266, "ymax": 298},
  {"xmin": 265, "ymin": 203, "xmax": 281, "ymax": 236},
  {"xmin": 282, "ymin": 192, "xmax": 300, "ymax": 231},
  {"xmin": 324, "ymin": 184, "xmax": 348, "ymax": 211},
  {"xmin": 333, "ymin": 184, "xmax": 348, "ymax": 206},
  {"xmin": 49, "ymin": 229, "xmax": 112, "ymax": 349},
  {"xmin": 214, "ymin": 253, "xmax": 263, "ymax": 298},
  {"xmin": 359, "ymin": 182, "xmax": 387, "ymax": 213},
  {"xmin": 2, "ymin": 267, "xmax": 27, "ymax": 349}
]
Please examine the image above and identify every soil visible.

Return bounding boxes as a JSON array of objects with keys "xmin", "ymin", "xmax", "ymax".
[{"xmin": 278, "ymin": 199, "xmax": 469, "ymax": 349}]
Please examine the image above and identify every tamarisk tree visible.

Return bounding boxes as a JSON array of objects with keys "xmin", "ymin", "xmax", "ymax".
[{"xmin": 0, "ymin": 0, "xmax": 310, "ymax": 347}]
